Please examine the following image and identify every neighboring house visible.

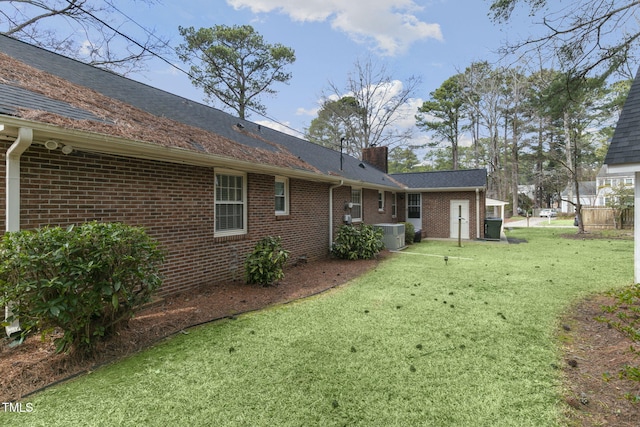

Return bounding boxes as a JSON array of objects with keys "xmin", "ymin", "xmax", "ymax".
[
  {"xmin": 604, "ymin": 66, "xmax": 640, "ymax": 282},
  {"xmin": 594, "ymin": 167, "xmax": 634, "ymax": 206},
  {"xmin": 517, "ymin": 184, "xmax": 535, "ymax": 201},
  {"xmin": 0, "ymin": 34, "xmax": 487, "ymax": 306},
  {"xmin": 560, "ymin": 181, "xmax": 597, "ymax": 213}
]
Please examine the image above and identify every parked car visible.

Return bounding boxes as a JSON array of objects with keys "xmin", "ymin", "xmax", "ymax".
[{"xmin": 539, "ymin": 209, "xmax": 557, "ymax": 217}]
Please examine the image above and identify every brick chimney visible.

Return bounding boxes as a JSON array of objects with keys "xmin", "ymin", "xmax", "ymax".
[{"xmin": 362, "ymin": 146, "xmax": 388, "ymax": 173}]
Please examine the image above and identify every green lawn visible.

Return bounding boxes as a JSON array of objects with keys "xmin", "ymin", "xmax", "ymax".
[{"xmin": 3, "ymin": 228, "xmax": 633, "ymax": 426}]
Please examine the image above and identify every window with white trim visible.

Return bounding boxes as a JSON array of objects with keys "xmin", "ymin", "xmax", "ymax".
[
  {"xmin": 351, "ymin": 188, "xmax": 362, "ymax": 222},
  {"xmin": 215, "ymin": 171, "xmax": 247, "ymax": 236},
  {"xmin": 407, "ymin": 193, "xmax": 421, "ymax": 219},
  {"xmin": 275, "ymin": 176, "xmax": 289, "ymax": 215},
  {"xmin": 378, "ymin": 190, "xmax": 384, "ymax": 211}
]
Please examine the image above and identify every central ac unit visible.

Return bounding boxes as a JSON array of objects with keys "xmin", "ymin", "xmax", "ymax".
[{"xmin": 373, "ymin": 223, "xmax": 405, "ymax": 250}]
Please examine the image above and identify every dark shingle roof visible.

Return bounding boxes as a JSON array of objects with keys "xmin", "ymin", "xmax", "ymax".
[
  {"xmin": 0, "ymin": 83, "xmax": 107, "ymax": 123},
  {"xmin": 0, "ymin": 35, "xmax": 487, "ymax": 192},
  {"xmin": 605, "ymin": 67, "xmax": 640, "ymax": 166},
  {"xmin": 389, "ymin": 169, "xmax": 487, "ymax": 189},
  {"xmin": 0, "ymin": 35, "xmax": 399, "ymax": 188}
]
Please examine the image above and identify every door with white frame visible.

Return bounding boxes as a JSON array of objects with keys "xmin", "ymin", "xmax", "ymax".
[
  {"xmin": 407, "ymin": 193, "xmax": 422, "ymax": 232},
  {"xmin": 450, "ymin": 200, "xmax": 470, "ymax": 239}
]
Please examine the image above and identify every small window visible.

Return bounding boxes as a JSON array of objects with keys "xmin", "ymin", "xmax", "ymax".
[
  {"xmin": 378, "ymin": 191, "xmax": 385, "ymax": 211},
  {"xmin": 275, "ymin": 176, "xmax": 289, "ymax": 215},
  {"xmin": 351, "ymin": 188, "xmax": 362, "ymax": 222},
  {"xmin": 215, "ymin": 171, "xmax": 247, "ymax": 236},
  {"xmin": 625, "ymin": 178, "xmax": 633, "ymax": 186}
]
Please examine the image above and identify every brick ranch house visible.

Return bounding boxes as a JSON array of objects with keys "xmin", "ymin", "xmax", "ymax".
[{"xmin": 0, "ymin": 34, "xmax": 487, "ymax": 304}]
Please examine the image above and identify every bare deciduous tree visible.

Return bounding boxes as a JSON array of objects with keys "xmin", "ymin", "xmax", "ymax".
[
  {"xmin": 321, "ymin": 56, "xmax": 421, "ymax": 158},
  {"xmin": 490, "ymin": 0, "xmax": 640, "ymax": 79},
  {"xmin": 0, "ymin": 0, "xmax": 169, "ymax": 74}
]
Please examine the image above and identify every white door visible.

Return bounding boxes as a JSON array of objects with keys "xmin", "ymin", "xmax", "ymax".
[
  {"xmin": 450, "ymin": 200, "xmax": 470, "ymax": 239},
  {"xmin": 407, "ymin": 193, "xmax": 422, "ymax": 232}
]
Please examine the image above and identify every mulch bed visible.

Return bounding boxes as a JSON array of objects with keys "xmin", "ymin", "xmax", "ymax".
[
  {"xmin": 560, "ymin": 295, "xmax": 640, "ymax": 426},
  {"xmin": 1, "ymin": 255, "xmax": 384, "ymax": 402}
]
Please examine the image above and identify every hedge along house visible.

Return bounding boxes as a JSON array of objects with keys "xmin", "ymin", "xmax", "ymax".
[{"xmin": 0, "ymin": 34, "xmax": 487, "ymax": 314}]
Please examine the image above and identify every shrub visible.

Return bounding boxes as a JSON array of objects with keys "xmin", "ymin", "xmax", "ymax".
[
  {"xmin": 245, "ymin": 236, "xmax": 290, "ymax": 286},
  {"xmin": 0, "ymin": 222, "xmax": 164, "ymax": 354},
  {"xmin": 331, "ymin": 224, "xmax": 384, "ymax": 260},
  {"xmin": 402, "ymin": 222, "xmax": 415, "ymax": 245}
]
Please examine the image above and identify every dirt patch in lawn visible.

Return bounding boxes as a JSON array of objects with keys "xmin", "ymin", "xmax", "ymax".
[{"xmin": 1, "ymin": 245, "xmax": 640, "ymax": 425}]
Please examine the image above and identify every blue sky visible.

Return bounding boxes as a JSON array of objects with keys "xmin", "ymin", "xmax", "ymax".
[{"xmin": 105, "ymin": 0, "xmax": 535, "ymax": 144}]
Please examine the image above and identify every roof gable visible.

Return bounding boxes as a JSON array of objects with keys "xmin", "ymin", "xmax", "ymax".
[{"xmin": 605, "ymin": 67, "xmax": 640, "ymax": 166}]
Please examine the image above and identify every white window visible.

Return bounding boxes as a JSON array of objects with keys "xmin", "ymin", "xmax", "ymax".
[
  {"xmin": 215, "ymin": 171, "xmax": 247, "ymax": 236},
  {"xmin": 378, "ymin": 191, "xmax": 385, "ymax": 211},
  {"xmin": 407, "ymin": 193, "xmax": 421, "ymax": 219},
  {"xmin": 391, "ymin": 193, "xmax": 397, "ymax": 218},
  {"xmin": 351, "ymin": 188, "xmax": 362, "ymax": 222},
  {"xmin": 625, "ymin": 178, "xmax": 633, "ymax": 186},
  {"xmin": 275, "ymin": 176, "xmax": 289, "ymax": 215}
]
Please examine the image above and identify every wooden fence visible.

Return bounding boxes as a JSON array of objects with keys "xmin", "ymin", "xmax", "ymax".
[{"xmin": 581, "ymin": 207, "xmax": 634, "ymax": 230}]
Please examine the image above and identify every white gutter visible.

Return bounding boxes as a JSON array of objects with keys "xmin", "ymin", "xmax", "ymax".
[
  {"xmin": 4, "ymin": 127, "xmax": 32, "ymax": 337},
  {"xmin": 329, "ymin": 180, "xmax": 344, "ymax": 250},
  {"xmin": 0, "ymin": 117, "xmax": 402, "ymax": 192}
]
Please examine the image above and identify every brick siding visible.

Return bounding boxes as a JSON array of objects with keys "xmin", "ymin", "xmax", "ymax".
[
  {"xmin": 422, "ymin": 191, "xmax": 486, "ymax": 239},
  {"xmin": 0, "ymin": 140, "xmax": 486, "ymax": 296},
  {"xmin": 0, "ymin": 142, "xmax": 334, "ymax": 296}
]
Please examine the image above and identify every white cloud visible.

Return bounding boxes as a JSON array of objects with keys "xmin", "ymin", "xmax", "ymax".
[
  {"xmin": 295, "ymin": 106, "xmax": 319, "ymax": 117},
  {"xmin": 226, "ymin": 0, "xmax": 442, "ymax": 56}
]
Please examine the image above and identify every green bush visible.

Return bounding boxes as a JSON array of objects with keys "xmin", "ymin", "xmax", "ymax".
[
  {"xmin": 245, "ymin": 236, "xmax": 290, "ymax": 286},
  {"xmin": 0, "ymin": 222, "xmax": 164, "ymax": 354},
  {"xmin": 402, "ymin": 222, "xmax": 415, "ymax": 245},
  {"xmin": 331, "ymin": 224, "xmax": 384, "ymax": 260}
]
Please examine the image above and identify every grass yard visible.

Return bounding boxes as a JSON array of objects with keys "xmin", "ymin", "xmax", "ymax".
[{"xmin": 2, "ymin": 228, "xmax": 633, "ymax": 426}]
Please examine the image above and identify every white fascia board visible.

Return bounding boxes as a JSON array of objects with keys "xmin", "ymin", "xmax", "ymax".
[
  {"xmin": 0, "ymin": 116, "xmax": 338, "ymax": 184},
  {"xmin": 604, "ymin": 163, "xmax": 640, "ymax": 174},
  {"xmin": 407, "ymin": 186, "xmax": 486, "ymax": 193}
]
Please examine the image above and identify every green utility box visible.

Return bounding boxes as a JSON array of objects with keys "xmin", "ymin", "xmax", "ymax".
[{"xmin": 484, "ymin": 218, "xmax": 502, "ymax": 240}]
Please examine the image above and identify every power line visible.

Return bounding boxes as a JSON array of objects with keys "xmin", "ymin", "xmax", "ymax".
[{"xmin": 68, "ymin": 0, "xmax": 306, "ymax": 138}]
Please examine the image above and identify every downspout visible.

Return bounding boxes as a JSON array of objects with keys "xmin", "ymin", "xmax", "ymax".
[
  {"xmin": 476, "ymin": 188, "xmax": 480, "ymax": 239},
  {"xmin": 6, "ymin": 127, "xmax": 33, "ymax": 232},
  {"xmin": 4, "ymin": 127, "xmax": 33, "ymax": 336},
  {"xmin": 329, "ymin": 180, "xmax": 344, "ymax": 250}
]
